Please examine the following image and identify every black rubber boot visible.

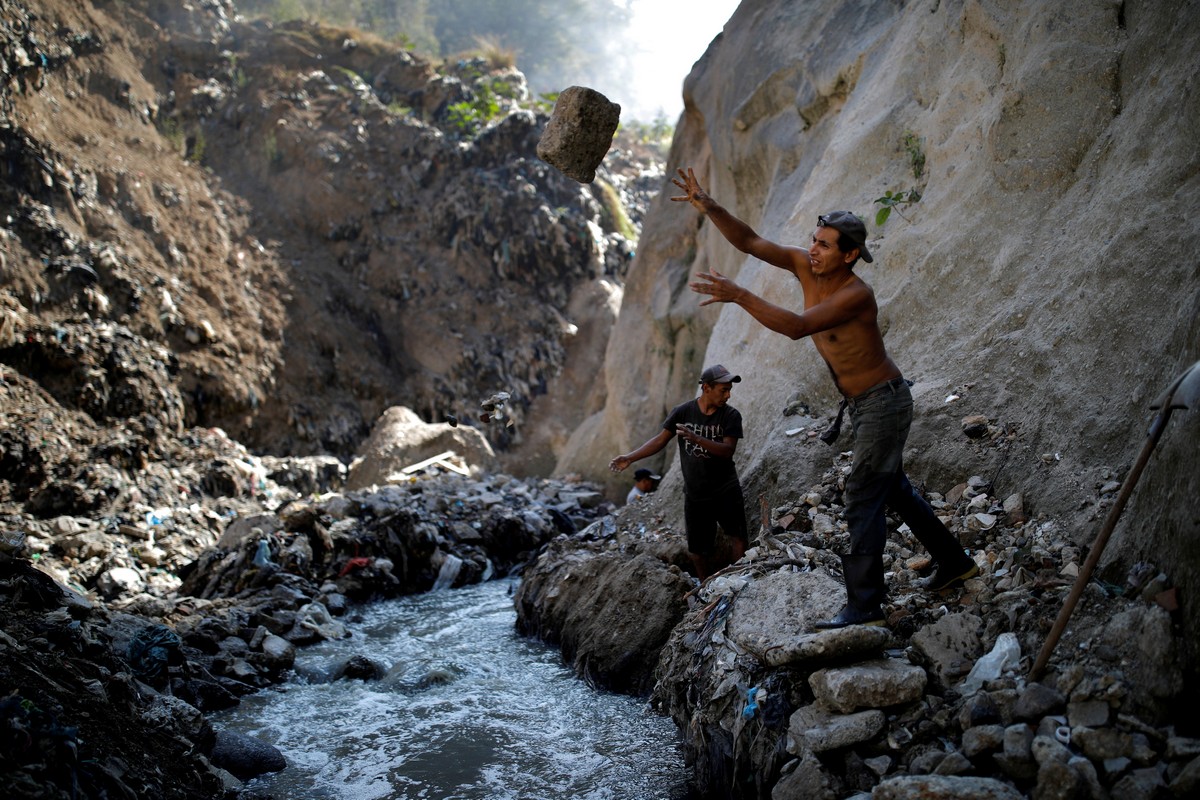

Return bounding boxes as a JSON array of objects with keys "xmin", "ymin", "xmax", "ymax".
[
  {"xmin": 816, "ymin": 554, "xmax": 887, "ymax": 629},
  {"xmin": 921, "ymin": 558, "xmax": 980, "ymax": 591}
]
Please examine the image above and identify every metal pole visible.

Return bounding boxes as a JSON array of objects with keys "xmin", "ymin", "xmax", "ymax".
[{"xmin": 1027, "ymin": 369, "xmax": 1195, "ymax": 681}]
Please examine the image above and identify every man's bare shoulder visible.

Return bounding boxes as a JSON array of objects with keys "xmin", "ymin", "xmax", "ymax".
[
  {"xmin": 788, "ymin": 246, "xmax": 813, "ymax": 280},
  {"xmin": 847, "ymin": 276, "xmax": 880, "ymax": 313}
]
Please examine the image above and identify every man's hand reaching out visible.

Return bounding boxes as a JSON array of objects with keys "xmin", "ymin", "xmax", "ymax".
[{"xmin": 689, "ymin": 269, "xmax": 744, "ymax": 307}]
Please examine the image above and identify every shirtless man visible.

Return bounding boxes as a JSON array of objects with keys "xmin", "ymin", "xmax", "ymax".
[{"xmin": 671, "ymin": 167, "xmax": 977, "ymax": 628}]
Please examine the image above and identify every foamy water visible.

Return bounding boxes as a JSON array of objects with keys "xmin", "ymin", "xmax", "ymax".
[{"xmin": 215, "ymin": 578, "xmax": 691, "ymax": 799}]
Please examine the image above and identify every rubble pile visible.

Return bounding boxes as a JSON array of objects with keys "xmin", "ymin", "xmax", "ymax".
[
  {"xmin": 2, "ymin": 436, "xmax": 614, "ymax": 797},
  {"xmin": 517, "ymin": 453, "xmax": 1193, "ymax": 799},
  {"xmin": 0, "ymin": 0, "xmax": 659, "ymax": 465},
  {"xmin": 514, "ymin": 516, "xmax": 695, "ymax": 695},
  {"xmin": 1, "ymin": 553, "xmax": 228, "ymax": 800}
]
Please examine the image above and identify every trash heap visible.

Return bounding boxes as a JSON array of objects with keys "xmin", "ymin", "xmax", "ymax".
[
  {"xmin": 1, "ymin": 422, "xmax": 613, "ymax": 797},
  {"xmin": 517, "ymin": 451, "xmax": 1195, "ymax": 799}
]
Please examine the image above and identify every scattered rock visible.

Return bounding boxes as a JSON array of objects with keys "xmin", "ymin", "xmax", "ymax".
[{"xmin": 209, "ymin": 729, "xmax": 287, "ymax": 780}]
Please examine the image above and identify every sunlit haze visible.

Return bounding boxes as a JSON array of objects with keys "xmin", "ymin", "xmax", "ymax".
[{"xmin": 613, "ymin": 0, "xmax": 741, "ymax": 122}]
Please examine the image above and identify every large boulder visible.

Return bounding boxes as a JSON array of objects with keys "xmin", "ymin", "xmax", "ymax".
[
  {"xmin": 346, "ymin": 406, "xmax": 499, "ymax": 489},
  {"xmin": 536, "ymin": 85, "xmax": 621, "ymax": 183},
  {"xmin": 515, "ymin": 541, "xmax": 692, "ymax": 695},
  {"xmin": 208, "ymin": 729, "xmax": 286, "ymax": 781}
]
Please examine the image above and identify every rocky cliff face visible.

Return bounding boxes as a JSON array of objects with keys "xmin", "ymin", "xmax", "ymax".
[{"xmin": 562, "ymin": 0, "xmax": 1199, "ymax": 643}]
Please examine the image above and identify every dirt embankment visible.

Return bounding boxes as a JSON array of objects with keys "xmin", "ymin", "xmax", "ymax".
[{"xmin": 2, "ymin": 0, "xmax": 661, "ymax": 474}]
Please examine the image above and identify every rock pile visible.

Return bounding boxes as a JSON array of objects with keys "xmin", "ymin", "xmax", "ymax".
[
  {"xmin": 2, "ymin": 399, "xmax": 614, "ymax": 796},
  {"xmin": 516, "ymin": 452, "xmax": 1193, "ymax": 799},
  {"xmin": 0, "ymin": 0, "xmax": 661, "ymax": 472}
]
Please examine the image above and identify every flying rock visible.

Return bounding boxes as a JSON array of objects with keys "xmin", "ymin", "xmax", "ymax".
[{"xmin": 536, "ymin": 86, "xmax": 621, "ymax": 183}]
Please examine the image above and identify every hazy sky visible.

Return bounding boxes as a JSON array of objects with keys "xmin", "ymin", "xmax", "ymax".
[{"xmin": 617, "ymin": 0, "xmax": 741, "ymax": 122}]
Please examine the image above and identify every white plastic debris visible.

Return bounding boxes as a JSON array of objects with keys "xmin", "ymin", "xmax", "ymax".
[{"xmin": 960, "ymin": 632, "xmax": 1021, "ymax": 695}]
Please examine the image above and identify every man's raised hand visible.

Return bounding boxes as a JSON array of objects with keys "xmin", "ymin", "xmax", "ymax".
[
  {"xmin": 689, "ymin": 269, "xmax": 742, "ymax": 307},
  {"xmin": 670, "ymin": 167, "xmax": 709, "ymax": 211}
]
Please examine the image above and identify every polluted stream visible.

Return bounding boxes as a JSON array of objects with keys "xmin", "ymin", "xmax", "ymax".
[{"xmin": 215, "ymin": 576, "xmax": 692, "ymax": 800}]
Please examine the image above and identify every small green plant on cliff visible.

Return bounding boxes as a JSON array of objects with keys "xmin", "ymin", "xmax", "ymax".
[
  {"xmin": 158, "ymin": 117, "xmax": 186, "ymax": 155},
  {"xmin": 187, "ymin": 128, "xmax": 207, "ymax": 164},
  {"xmin": 263, "ymin": 131, "xmax": 282, "ymax": 168},
  {"xmin": 594, "ymin": 178, "xmax": 637, "ymax": 242},
  {"xmin": 227, "ymin": 53, "xmax": 249, "ymax": 91},
  {"xmin": 903, "ymin": 131, "xmax": 926, "ymax": 179},
  {"xmin": 874, "ymin": 188, "xmax": 922, "ymax": 226},
  {"xmin": 875, "ymin": 131, "xmax": 927, "ymax": 225},
  {"xmin": 445, "ymin": 79, "xmax": 508, "ymax": 137}
]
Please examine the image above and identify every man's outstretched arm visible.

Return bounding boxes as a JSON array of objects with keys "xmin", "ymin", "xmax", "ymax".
[
  {"xmin": 689, "ymin": 269, "xmax": 871, "ymax": 340},
  {"xmin": 609, "ymin": 428, "xmax": 673, "ymax": 472},
  {"xmin": 671, "ymin": 167, "xmax": 808, "ymax": 273}
]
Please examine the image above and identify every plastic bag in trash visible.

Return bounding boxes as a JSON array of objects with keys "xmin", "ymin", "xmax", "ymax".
[
  {"xmin": 960, "ymin": 631, "xmax": 1021, "ymax": 695},
  {"xmin": 252, "ymin": 539, "xmax": 273, "ymax": 568},
  {"xmin": 128, "ymin": 624, "xmax": 182, "ymax": 684}
]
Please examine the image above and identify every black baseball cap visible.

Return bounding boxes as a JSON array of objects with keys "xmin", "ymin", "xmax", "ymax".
[
  {"xmin": 633, "ymin": 468, "xmax": 661, "ymax": 481},
  {"xmin": 818, "ymin": 210, "xmax": 873, "ymax": 263},
  {"xmin": 699, "ymin": 364, "xmax": 741, "ymax": 385}
]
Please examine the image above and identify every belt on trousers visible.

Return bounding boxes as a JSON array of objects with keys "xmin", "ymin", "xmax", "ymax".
[{"xmin": 819, "ymin": 377, "xmax": 911, "ymax": 445}]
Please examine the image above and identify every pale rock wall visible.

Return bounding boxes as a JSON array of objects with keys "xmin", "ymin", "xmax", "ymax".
[{"xmin": 559, "ymin": 0, "xmax": 1199, "ymax": 636}]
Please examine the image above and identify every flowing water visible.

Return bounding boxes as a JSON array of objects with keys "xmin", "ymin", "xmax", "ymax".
[{"xmin": 215, "ymin": 578, "xmax": 692, "ymax": 800}]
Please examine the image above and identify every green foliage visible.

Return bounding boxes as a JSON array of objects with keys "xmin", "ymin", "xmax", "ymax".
[
  {"xmin": 188, "ymin": 128, "xmax": 207, "ymax": 164},
  {"xmin": 432, "ymin": 0, "xmax": 630, "ymax": 85},
  {"xmin": 333, "ymin": 65, "xmax": 368, "ymax": 87},
  {"xmin": 874, "ymin": 188, "xmax": 922, "ymax": 227},
  {"xmin": 621, "ymin": 112, "xmax": 674, "ymax": 147},
  {"xmin": 875, "ymin": 131, "xmax": 928, "ymax": 225},
  {"xmin": 444, "ymin": 75, "xmax": 523, "ymax": 136},
  {"xmin": 593, "ymin": 178, "xmax": 636, "ymax": 242},
  {"xmin": 238, "ymin": 0, "xmax": 440, "ymax": 53},
  {"xmin": 533, "ymin": 92, "xmax": 558, "ymax": 114},
  {"xmin": 445, "ymin": 85, "xmax": 501, "ymax": 137},
  {"xmin": 903, "ymin": 131, "xmax": 926, "ymax": 180},
  {"xmin": 236, "ymin": 0, "xmax": 639, "ymax": 117},
  {"xmin": 157, "ymin": 117, "xmax": 207, "ymax": 164},
  {"xmin": 226, "ymin": 53, "xmax": 250, "ymax": 91},
  {"xmin": 158, "ymin": 117, "xmax": 185, "ymax": 154}
]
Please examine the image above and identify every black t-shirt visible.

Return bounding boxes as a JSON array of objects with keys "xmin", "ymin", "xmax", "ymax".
[{"xmin": 663, "ymin": 399, "xmax": 743, "ymax": 498}]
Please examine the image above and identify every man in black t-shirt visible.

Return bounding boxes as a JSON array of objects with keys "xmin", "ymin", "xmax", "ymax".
[{"xmin": 609, "ymin": 364, "xmax": 749, "ymax": 580}]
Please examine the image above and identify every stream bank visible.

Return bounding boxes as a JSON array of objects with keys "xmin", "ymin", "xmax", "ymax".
[{"xmin": 516, "ymin": 452, "xmax": 1197, "ymax": 799}]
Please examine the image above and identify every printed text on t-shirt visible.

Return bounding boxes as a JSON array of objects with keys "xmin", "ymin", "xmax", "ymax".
[{"xmin": 679, "ymin": 422, "xmax": 723, "ymax": 459}]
